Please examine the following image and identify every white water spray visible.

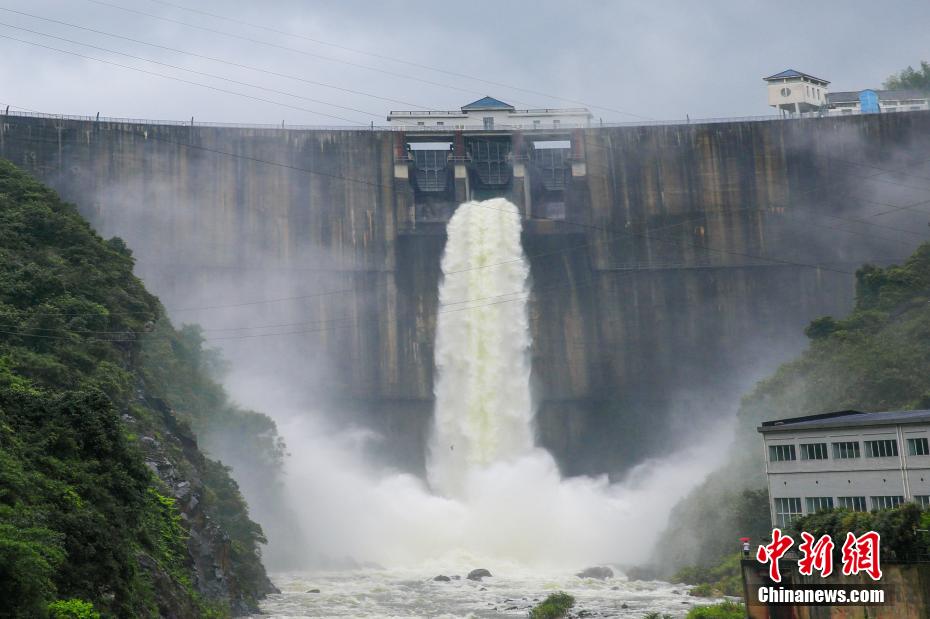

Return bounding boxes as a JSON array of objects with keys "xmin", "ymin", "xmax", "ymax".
[
  {"xmin": 258, "ymin": 198, "xmax": 731, "ymax": 571},
  {"xmin": 429, "ymin": 198, "xmax": 534, "ymax": 496}
]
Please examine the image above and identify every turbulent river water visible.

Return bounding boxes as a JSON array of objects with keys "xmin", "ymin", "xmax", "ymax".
[
  {"xmin": 251, "ymin": 199, "xmax": 726, "ymax": 617},
  {"xmin": 257, "ymin": 568, "xmax": 702, "ymax": 617}
]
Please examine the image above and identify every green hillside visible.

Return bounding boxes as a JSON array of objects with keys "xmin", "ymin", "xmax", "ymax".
[
  {"xmin": 0, "ymin": 159, "xmax": 280, "ymax": 617},
  {"xmin": 657, "ymin": 241, "xmax": 930, "ymax": 575}
]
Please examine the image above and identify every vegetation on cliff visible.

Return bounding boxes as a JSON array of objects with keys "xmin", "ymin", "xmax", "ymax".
[
  {"xmin": 0, "ymin": 159, "xmax": 279, "ymax": 616},
  {"xmin": 656, "ymin": 241, "xmax": 930, "ymax": 580}
]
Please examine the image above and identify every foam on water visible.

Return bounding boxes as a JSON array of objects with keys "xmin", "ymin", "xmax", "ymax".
[{"xmin": 259, "ymin": 568, "xmax": 705, "ymax": 618}]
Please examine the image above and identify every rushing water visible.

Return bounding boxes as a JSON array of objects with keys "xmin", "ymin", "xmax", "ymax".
[
  {"xmin": 428, "ymin": 198, "xmax": 534, "ymax": 497},
  {"xmin": 258, "ymin": 569, "xmax": 703, "ymax": 618},
  {"xmin": 256, "ymin": 199, "xmax": 728, "ymax": 617}
]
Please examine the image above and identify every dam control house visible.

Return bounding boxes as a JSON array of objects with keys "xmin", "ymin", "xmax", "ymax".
[
  {"xmin": 388, "ymin": 97, "xmax": 593, "ymax": 233},
  {"xmin": 758, "ymin": 409, "xmax": 930, "ymax": 528}
]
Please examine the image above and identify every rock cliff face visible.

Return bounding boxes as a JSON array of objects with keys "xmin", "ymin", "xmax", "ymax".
[{"xmin": 3, "ymin": 111, "xmax": 929, "ymax": 475}]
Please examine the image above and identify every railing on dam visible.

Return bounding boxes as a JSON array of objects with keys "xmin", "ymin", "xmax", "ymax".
[{"xmin": 5, "ymin": 106, "xmax": 919, "ymax": 133}]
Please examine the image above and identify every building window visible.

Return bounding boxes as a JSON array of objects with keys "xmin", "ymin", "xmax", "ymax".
[
  {"xmin": 833, "ymin": 441, "xmax": 861, "ymax": 459},
  {"xmin": 871, "ymin": 496, "xmax": 904, "ymax": 510},
  {"xmin": 417, "ymin": 121, "xmax": 425, "ymax": 126},
  {"xmin": 553, "ymin": 119, "xmax": 561, "ymax": 128},
  {"xmin": 907, "ymin": 437, "xmax": 929, "ymax": 456},
  {"xmin": 774, "ymin": 497, "xmax": 802, "ymax": 528},
  {"xmin": 483, "ymin": 117, "xmax": 494, "ymax": 130},
  {"xmin": 800, "ymin": 443, "xmax": 828, "ymax": 460},
  {"xmin": 865, "ymin": 439, "xmax": 898, "ymax": 458},
  {"xmin": 806, "ymin": 497, "xmax": 834, "ymax": 513},
  {"xmin": 837, "ymin": 496, "xmax": 867, "ymax": 512},
  {"xmin": 533, "ymin": 120, "xmax": 541, "ymax": 129},
  {"xmin": 769, "ymin": 444, "xmax": 797, "ymax": 462},
  {"xmin": 914, "ymin": 495, "xmax": 930, "ymax": 508},
  {"xmin": 436, "ymin": 121, "xmax": 444, "ymax": 126},
  {"xmin": 780, "ymin": 87, "xmax": 792, "ymax": 97}
]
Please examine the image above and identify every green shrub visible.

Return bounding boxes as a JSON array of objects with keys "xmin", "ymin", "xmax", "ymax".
[
  {"xmin": 48, "ymin": 599, "xmax": 100, "ymax": 619},
  {"xmin": 688, "ymin": 583, "xmax": 716, "ymax": 597},
  {"xmin": 686, "ymin": 600, "xmax": 745, "ymax": 619},
  {"xmin": 528, "ymin": 592, "xmax": 575, "ymax": 619}
]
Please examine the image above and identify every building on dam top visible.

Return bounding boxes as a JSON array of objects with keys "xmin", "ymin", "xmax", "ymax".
[
  {"xmin": 826, "ymin": 89, "xmax": 930, "ymax": 115},
  {"xmin": 758, "ymin": 409, "xmax": 930, "ymax": 528},
  {"xmin": 387, "ymin": 96, "xmax": 593, "ymax": 130},
  {"xmin": 764, "ymin": 69, "xmax": 830, "ymax": 116}
]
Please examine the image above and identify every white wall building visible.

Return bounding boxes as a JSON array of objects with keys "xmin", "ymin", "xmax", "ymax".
[
  {"xmin": 387, "ymin": 96, "xmax": 593, "ymax": 130},
  {"xmin": 826, "ymin": 89, "xmax": 930, "ymax": 115},
  {"xmin": 758, "ymin": 409, "xmax": 930, "ymax": 528},
  {"xmin": 764, "ymin": 69, "xmax": 830, "ymax": 116}
]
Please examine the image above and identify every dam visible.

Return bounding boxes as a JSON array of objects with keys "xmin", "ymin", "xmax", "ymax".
[{"xmin": 3, "ymin": 108, "xmax": 930, "ymax": 476}]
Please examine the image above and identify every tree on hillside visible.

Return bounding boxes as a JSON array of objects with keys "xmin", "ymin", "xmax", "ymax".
[{"xmin": 884, "ymin": 61, "xmax": 930, "ymax": 92}]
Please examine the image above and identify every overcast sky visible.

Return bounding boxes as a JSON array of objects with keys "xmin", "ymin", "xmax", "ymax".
[{"xmin": 0, "ymin": 0, "xmax": 928, "ymax": 126}]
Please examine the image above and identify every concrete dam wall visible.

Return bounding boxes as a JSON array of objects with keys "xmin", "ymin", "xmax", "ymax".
[{"xmin": 3, "ymin": 111, "xmax": 930, "ymax": 475}]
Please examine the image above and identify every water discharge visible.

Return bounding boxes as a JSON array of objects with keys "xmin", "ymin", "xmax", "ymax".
[
  {"xmin": 254, "ymin": 198, "xmax": 730, "ymax": 575},
  {"xmin": 429, "ymin": 198, "xmax": 534, "ymax": 496},
  {"xmin": 256, "ymin": 198, "xmax": 731, "ymax": 614}
]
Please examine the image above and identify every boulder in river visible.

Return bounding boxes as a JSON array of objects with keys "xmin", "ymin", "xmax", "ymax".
[
  {"xmin": 433, "ymin": 575, "xmax": 451, "ymax": 582},
  {"xmin": 305, "ymin": 589, "xmax": 320, "ymax": 593},
  {"xmin": 576, "ymin": 566, "xmax": 614, "ymax": 580},
  {"xmin": 467, "ymin": 568, "xmax": 492, "ymax": 581}
]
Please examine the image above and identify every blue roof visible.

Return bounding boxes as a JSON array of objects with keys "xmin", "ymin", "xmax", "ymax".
[
  {"xmin": 461, "ymin": 96, "xmax": 514, "ymax": 111},
  {"xmin": 764, "ymin": 69, "xmax": 829, "ymax": 84}
]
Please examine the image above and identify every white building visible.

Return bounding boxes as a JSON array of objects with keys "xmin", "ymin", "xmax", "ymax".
[
  {"xmin": 758, "ymin": 409, "xmax": 930, "ymax": 528},
  {"xmin": 763, "ymin": 69, "xmax": 830, "ymax": 116},
  {"xmin": 826, "ymin": 89, "xmax": 930, "ymax": 115},
  {"xmin": 387, "ymin": 96, "xmax": 593, "ymax": 130}
]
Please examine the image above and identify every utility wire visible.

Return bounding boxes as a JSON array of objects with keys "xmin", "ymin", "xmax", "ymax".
[
  {"xmin": 0, "ymin": 7, "xmax": 429, "ymax": 110},
  {"xmin": 140, "ymin": 0, "xmax": 655, "ymax": 120},
  {"xmin": 79, "ymin": 0, "xmax": 544, "ymax": 109},
  {"xmin": 0, "ymin": 21, "xmax": 383, "ymax": 118},
  {"xmin": 0, "ymin": 34, "xmax": 368, "ymax": 124}
]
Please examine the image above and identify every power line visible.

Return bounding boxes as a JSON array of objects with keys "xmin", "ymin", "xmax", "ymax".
[
  {"xmin": 79, "ymin": 0, "xmax": 543, "ymax": 109},
  {"xmin": 0, "ymin": 21, "xmax": 383, "ymax": 119},
  {"xmin": 0, "ymin": 34, "xmax": 368, "ymax": 124},
  {"xmin": 140, "ymin": 0, "xmax": 655, "ymax": 120},
  {"xmin": 0, "ymin": 7, "xmax": 430, "ymax": 110}
]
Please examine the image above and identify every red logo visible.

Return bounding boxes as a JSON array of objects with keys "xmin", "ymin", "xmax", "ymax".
[
  {"xmin": 756, "ymin": 528, "xmax": 794, "ymax": 582},
  {"xmin": 841, "ymin": 531, "xmax": 882, "ymax": 581},
  {"xmin": 798, "ymin": 532, "xmax": 835, "ymax": 577},
  {"xmin": 756, "ymin": 529, "xmax": 883, "ymax": 582}
]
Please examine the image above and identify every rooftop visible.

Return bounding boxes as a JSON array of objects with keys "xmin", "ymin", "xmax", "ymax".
[
  {"xmin": 827, "ymin": 89, "xmax": 930, "ymax": 104},
  {"xmin": 758, "ymin": 408, "xmax": 930, "ymax": 433},
  {"xmin": 460, "ymin": 96, "xmax": 515, "ymax": 111},
  {"xmin": 764, "ymin": 69, "xmax": 830, "ymax": 85}
]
